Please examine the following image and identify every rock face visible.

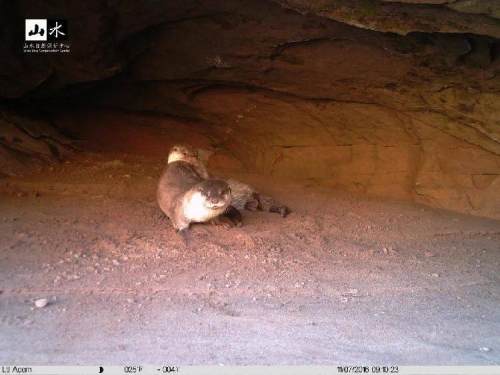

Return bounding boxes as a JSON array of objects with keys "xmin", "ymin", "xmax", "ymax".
[
  {"xmin": 274, "ymin": 0, "xmax": 500, "ymax": 37},
  {"xmin": 0, "ymin": 0, "xmax": 499, "ymax": 219},
  {"xmin": 0, "ymin": 110, "xmax": 72, "ymax": 176}
]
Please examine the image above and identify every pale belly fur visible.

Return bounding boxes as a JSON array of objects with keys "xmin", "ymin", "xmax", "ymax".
[{"xmin": 183, "ymin": 192, "xmax": 227, "ymax": 223}]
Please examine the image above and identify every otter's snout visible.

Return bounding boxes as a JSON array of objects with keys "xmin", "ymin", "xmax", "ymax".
[
  {"xmin": 204, "ymin": 192, "xmax": 230, "ymax": 208},
  {"xmin": 198, "ymin": 180, "xmax": 231, "ymax": 209}
]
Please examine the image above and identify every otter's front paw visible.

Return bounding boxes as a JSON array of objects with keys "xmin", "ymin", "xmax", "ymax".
[
  {"xmin": 177, "ymin": 228, "xmax": 191, "ymax": 246},
  {"xmin": 210, "ymin": 215, "xmax": 236, "ymax": 229},
  {"xmin": 224, "ymin": 206, "xmax": 243, "ymax": 227}
]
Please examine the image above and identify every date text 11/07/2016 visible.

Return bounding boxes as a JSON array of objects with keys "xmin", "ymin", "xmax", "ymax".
[{"xmin": 337, "ymin": 366, "xmax": 399, "ymax": 374}]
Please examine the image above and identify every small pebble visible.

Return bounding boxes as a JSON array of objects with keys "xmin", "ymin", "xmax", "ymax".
[
  {"xmin": 431, "ymin": 273, "xmax": 440, "ymax": 278},
  {"xmin": 34, "ymin": 298, "xmax": 48, "ymax": 308},
  {"xmin": 479, "ymin": 347, "xmax": 491, "ymax": 352}
]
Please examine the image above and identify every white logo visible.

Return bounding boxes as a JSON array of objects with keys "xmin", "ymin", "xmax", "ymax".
[
  {"xmin": 49, "ymin": 21, "xmax": 65, "ymax": 39},
  {"xmin": 25, "ymin": 19, "xmax": 47, "ymax": 41}
]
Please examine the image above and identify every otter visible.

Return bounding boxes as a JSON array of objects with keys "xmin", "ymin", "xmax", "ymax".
[
  {"xmin": 167, "ymin": 145, "xmax": 209, "ymax": 179},
  {"xmin": 170, "ymin": 145, "xmax": 290, "ymax": 218},
  {"xmin": 157, "ymin": 147, "xmax": 242, "ymax": 242}
]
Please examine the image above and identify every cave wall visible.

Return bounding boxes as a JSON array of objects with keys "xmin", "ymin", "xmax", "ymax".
[{"xmin": 1, "ymin": 0, "xmax": 500, "ymax": 218}]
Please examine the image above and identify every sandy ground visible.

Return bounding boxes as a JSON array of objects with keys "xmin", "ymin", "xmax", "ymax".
[{"xmin": 0, "ymin": 154, "xmax": 499, "ymax": 365}]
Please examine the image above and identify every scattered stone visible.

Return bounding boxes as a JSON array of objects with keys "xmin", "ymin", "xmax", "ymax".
[
  {"xmin": 431, "ymin": 273, "xmax": 440, "ymax": 278},
  {"xmin": 102, "ymin": 160, "xmax": 124, "ymax": 168},
  {"xmin": 424, "ymin": 251, "xmax": 435, "ymax": 257},
  {"xmin": 479, "ymin": 347, "xmax": 491, "ymax": 352},
  {"xmin": 34, "ymin": 298, "xmax": 48, "ymax": 308},
  {"xmin": 126, "ymin": 298, "xmax": 135, "ymax": 304},
  {"xmin": 112, "ymin": 259, "xmax": 120, "ymax": 266}
]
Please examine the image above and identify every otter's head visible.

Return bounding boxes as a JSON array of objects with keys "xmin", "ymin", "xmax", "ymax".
[
  {"xmin": 168, "ymin": 144, "xmax": 198, "ymax": 164},
  {"xmin": 194, "ymin": 180, "xmax": 231, "ymax": 210}
]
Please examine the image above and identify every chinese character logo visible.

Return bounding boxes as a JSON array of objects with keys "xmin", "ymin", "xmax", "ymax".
[
  {"xmin": 47, "ymin": 20, "xmax": 68, "ymax": 41},
  {"xmin": 25, "ymin": 19, "xmax": 68, "ymax": 41},
  {"xmin": 25, "ymin": 19, "xmax": 47, "ymax": 41},
  {"xmin": 49, "ymin": 21, "xmax": 65, "ymax": 38}
]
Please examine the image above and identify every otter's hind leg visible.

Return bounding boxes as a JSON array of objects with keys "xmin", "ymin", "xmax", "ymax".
[
  {"xmin": 257, "ymin": 194, "xmax": 290, "ymax": 218},
  {"xmin": 244, "ymin": 193, "xmax": 261, "ymax": 211}
]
